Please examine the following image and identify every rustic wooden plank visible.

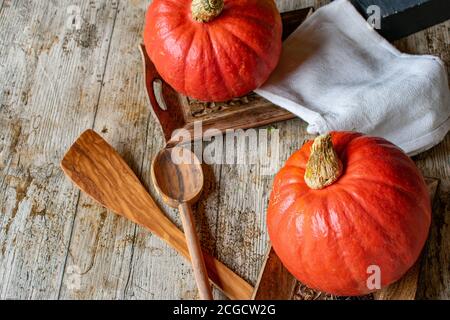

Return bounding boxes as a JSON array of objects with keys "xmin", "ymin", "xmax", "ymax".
[
  {"xmin": 0, "ymin": 0, "xmax": 324, "ymax": 300},
  {"xmin": 394, "ymin": 21, "xmax": 450, "ymax": 300},
  {"xmin": 82, "ymin": 1, "xmax": 450, "ymax": 301},
  {"xmin": 58, "ymin": 0, "xmax": 151, "ymax": 299},
  {"xmin": 56, "ymin": 0, "xmax": 222, "ymax": 300},
  {"xmin": 130, "ymin": 91, "xmax": 228, "ymax": 298},
  {"xmin": 0, "ymin": 0, "xmax": 118, "ymax": 299},
  {"xmin": 130, "ymin": 135, "xmax": 230, "ymax": 299},
  {"xmin": 59, "ymin": 130, "xmax": 253, "ymax": 300},
  {"xmin": 252, "ymin": 244, "xmax": 297, "ymax": 300},
  {"xmin": 212, "ymin": 118, "xmax": 312, "ymax": 290},
  {"xmin": 414, "ymin": 139, "xmax": 450, "ymax": 300},
  {"xmin": 0, "ymin": 0, "xmax": 448, "ymax": 300}
]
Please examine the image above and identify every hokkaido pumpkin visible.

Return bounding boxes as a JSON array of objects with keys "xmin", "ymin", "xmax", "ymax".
[
  {"xmin": 143, "ymin": 0, "xmax": 282, "ymax": 102},
  {"xmin": 267, "ymin": 132, "xmax": 431, "ymax": 296}
]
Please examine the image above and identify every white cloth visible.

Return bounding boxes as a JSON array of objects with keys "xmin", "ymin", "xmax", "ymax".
[{"xmin": 255, "ymin": 0, "xmax": 450, "ymax": 155}]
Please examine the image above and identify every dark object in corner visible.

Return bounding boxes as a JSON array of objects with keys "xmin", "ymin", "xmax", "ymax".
[{"xmin": 349, "ymin": 0, "xmax": 450, "ymax": 41}]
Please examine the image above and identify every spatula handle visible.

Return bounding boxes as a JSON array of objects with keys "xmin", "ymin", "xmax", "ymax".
[{"xmin": 179, "ymin": 202, "xmax": 213, "ymax": 300}]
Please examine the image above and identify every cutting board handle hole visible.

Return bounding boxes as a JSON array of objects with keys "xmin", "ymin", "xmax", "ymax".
[{"xmin": 152, "ymin": 79, "xmax": 167, "ymax": 111}]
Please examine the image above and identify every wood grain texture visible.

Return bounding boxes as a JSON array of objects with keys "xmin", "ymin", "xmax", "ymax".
[
  {"xmin": 151, "ymin": 147, "xmax": 204, "ymax": 207},
  {"xmin": 151, "ymin": 147, "xmax": 212, "ymax": 299},
  {"xmin": 394, "ymin": 19, "xmax": 450, "ymax": 300},
  {"xmin": 61, "ymin": 129, "xmax": 252, "ymax": 300},
  {"xmin": 252, "ymin": 245, "xmax": 297, "ymax": 300},
  {"xmin": 178, "ymin": 202, "xmax": 213, "ymax": 300},
  {"xmin": 0, "ymin": 0, "xmax": 448, "ymax": 300},
  {"xmin": 0, "ymin": 0, "xmax": 119, "ymax": 299}
]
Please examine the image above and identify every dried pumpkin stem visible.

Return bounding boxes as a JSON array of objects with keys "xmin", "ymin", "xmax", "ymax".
[
  {"xmin": 191, "ymin": 0, "xmax": 224, "ymax": 22},
  {"xmin": 304, "ymin": 133, "xmax": 343, "ymax": 190}
]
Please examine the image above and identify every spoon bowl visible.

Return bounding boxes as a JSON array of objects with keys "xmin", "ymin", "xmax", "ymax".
[{"xmin": 152, "ymin": 147, "xmax": 203, "ymax": 207}]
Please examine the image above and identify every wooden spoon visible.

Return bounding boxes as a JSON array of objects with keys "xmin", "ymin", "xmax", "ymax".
[
  {"xmin": 151, "ymin": 147, "xmax": 213, "ymax": 300},
  {"xmin": 60, "ymin": 129, "xmax": 253, "ymax": 300}
]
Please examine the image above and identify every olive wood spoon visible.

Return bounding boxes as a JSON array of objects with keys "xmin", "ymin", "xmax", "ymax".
[
  {"xmin": 60, "ymin": 129, "xmax": 253, "ymax": 300},
  {"xmin": 151, "ymin": 147, "xmax": 213, "ymax": 300}
]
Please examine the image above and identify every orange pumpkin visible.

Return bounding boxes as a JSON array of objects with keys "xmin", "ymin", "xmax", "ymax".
[
  {"xmin": 267, "ymin": 132, "xmax": 431, "ymax": 296},
  {"xmin": 143, "ymin": 0, "xmax": 282, "ymax": 102}
]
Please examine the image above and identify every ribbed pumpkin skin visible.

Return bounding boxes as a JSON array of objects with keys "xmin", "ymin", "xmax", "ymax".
[
  {"xmin": 143, "ymin": 0, "xmax": 282, "ymax": 102},
  {"xmin": 267, "ymin": 132, "xmax": 431, "ymax": 296}
]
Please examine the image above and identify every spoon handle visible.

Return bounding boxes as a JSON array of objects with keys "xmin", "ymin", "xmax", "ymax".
[{"xmin": 178, "ymin": 202, "xmax": 214, "ymax": 300}]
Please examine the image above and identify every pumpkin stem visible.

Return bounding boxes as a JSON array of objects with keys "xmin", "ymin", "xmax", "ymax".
[
  {"xmin": 304, "ymin": 133, "xmax": 343, "ymax": 190},
  {"xmin": 191, "ymin": 0, "xmax": 224, "ymax": 22}
]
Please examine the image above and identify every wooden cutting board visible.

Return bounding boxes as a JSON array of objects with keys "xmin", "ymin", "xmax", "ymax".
[{"xmin": 252, "ymin": 177, "xmax": 439, "ymax": 300}]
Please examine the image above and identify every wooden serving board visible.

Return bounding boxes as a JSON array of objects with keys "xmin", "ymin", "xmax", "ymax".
[
  {"xmin": 252, "ymin": 177, "xmax": 440, "ymax": 300},
  {"xmin": 140, "ymin": 8, "xmax": 313, "ymax": 146}
]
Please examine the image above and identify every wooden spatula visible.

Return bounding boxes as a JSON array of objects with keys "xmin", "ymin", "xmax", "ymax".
[{"xmin": 61, "ymin": 129, "xmax": 253, "ymax": 300}]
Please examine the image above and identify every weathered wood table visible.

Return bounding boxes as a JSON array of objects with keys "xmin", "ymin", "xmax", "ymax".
[{"xmin": 0, "ymin": 0, "xmax": 448, "ymax": 299}]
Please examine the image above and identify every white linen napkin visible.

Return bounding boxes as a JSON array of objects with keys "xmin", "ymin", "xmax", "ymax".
[{"xmin": 255, "ymin": 0, "xmax": 450, "ymax": 155}]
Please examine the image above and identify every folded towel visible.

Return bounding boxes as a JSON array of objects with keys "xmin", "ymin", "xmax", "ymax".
[{"xmin": 255, "ymin": 0, "xmax": 450, "ymax": 155}]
